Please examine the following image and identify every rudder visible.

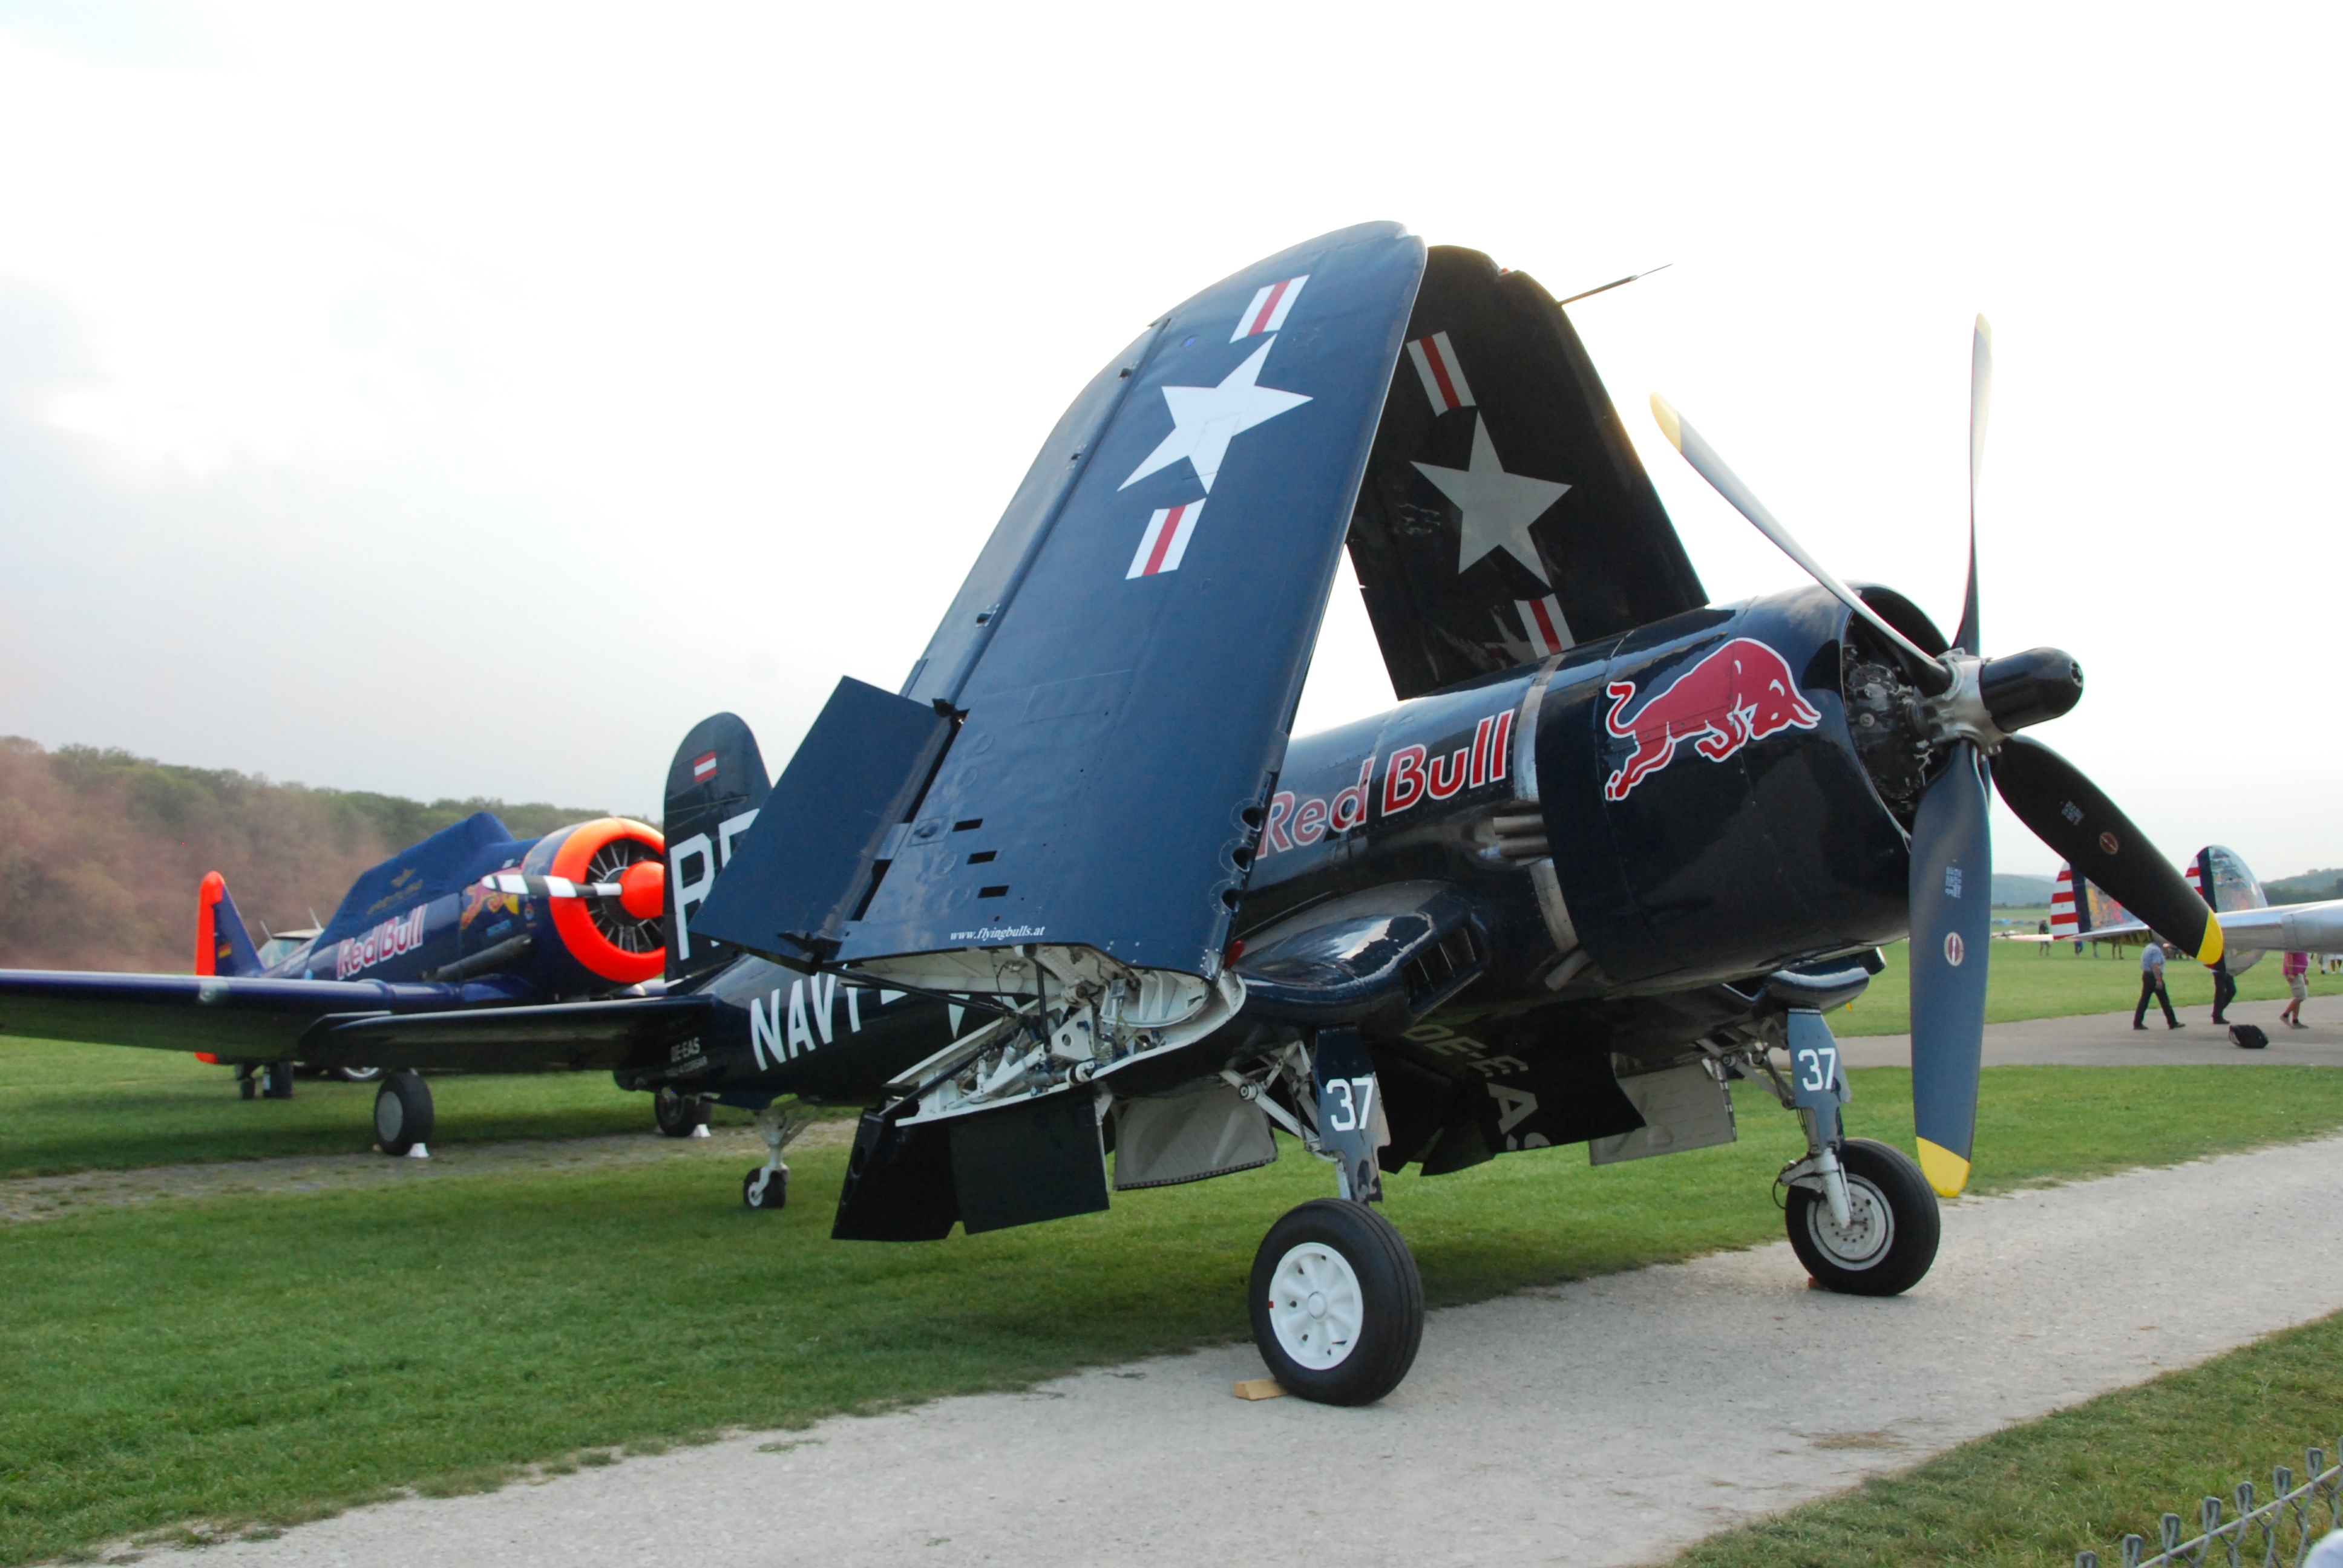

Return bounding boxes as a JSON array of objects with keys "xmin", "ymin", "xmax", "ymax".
[
  {"xmin": 194, "ymin": 872, "xmax": 263, "ymax": 977},
  {"xmin": 663, "ymin": 713, "xmax": 771, "ymax": 981}
]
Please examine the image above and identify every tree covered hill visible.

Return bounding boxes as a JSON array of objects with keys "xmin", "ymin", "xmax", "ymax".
[{"xmin": 0, "ymin": 737, "xmax": 628, "ymax": 972}]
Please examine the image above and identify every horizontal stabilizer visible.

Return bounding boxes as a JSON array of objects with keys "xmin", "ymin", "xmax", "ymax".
[{"xmin": 692, "ymin": 678, "xmax": 954, "ymax": 966}]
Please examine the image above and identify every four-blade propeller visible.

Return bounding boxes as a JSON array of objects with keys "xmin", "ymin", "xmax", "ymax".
[{"xmin": 1652, "ymin": 319, "xmax": 2219, "ymax": 1198}]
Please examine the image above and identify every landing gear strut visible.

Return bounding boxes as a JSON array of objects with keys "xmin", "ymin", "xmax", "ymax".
[
  {"xmin": 1768, "ymin": 1008, "xmax": 1939, "ymax": 1295},
  {"xmin": 742, "ymin": 1104, "xmax": 813, "ymax": 1210},
  {"xmin": 1242, "ymin": 1031, "xmax": 1424, "ymax": 1405}
]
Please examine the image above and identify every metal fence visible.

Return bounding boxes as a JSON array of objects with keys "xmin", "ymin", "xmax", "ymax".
[{"xmin": 2077, "ymin": 1436, "xmax": 2341, "ymax": 1567}]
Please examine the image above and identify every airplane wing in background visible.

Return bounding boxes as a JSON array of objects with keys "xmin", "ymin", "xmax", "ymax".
[{"xmin": 0, "ymin": 967, "xmax": 708, "ymax": 1074}]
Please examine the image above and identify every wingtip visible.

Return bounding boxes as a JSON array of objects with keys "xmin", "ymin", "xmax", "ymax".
[
  {"xmin": 1650, "ymin": 393, "xmax": 1683, "ymax": 451},
  {"xmin": 1916, "ymin": 1137, "xmax": 1971, "ymax": 1198}
]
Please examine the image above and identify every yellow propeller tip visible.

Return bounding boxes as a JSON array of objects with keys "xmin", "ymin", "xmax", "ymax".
[
  {"xmin": 1916, "ymin": 1138, "xmax": 1971, "ymax": 1198},
  {"xmin": 1974, "ymin": 313, "xmax": 1993, "ymax": 344},
  {"xmin": 1650, "ymin": 393, "xmax": 1683, "ymax": 451},
  {"xmin": 2198, "ymin": 914, "xmax": 2224, "ymax": 967}
]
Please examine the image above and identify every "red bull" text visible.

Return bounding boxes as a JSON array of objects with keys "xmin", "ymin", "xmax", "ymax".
[{"xmin": 1602, "ymin": 638, "xmax": 1822, "ymax": 801}]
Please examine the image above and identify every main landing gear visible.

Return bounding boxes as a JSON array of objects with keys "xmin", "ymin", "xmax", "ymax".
[
  {"xmin": 373, "ymin": 1070, "xmax": 434, "ymax": 1158},
  {"xmin": 741, "ymin": 1104, "xmax": 814, "ymax": 1211},
  {"xmin": 236, "ymin": 1061, "xmax": 297, "ymax": 1100},
  {"xmin": 654, "ymin": 1087, "xmax": 712, "ymax": 1139},
  {"xmin": 1763, "ymin": 1009, "xmax": 1940, "ymax": 1296},
  {"xmin": 1238, "ymin": 1030, "xmax": 1426, "ymax": 1406}
]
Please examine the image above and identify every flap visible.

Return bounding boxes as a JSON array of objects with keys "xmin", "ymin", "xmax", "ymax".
[
  {"xmin": 1233, "ymin": 880, "xmax": 1486, "ymax": 1024},
  {"xmin": 1348, "ymin": 246, "xmax": 1706, "ymax": 700}
]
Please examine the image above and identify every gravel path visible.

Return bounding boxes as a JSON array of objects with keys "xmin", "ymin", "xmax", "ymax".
[
  {"xmin": 177, "ymin": 1131, "xmax": 2343, "ymax": 1568},
  {"xmin": 1840, "ymin": 997, "xmax": 2343, "ymax": 1068}
]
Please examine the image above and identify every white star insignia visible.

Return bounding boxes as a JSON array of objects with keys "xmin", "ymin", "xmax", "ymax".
[
  {"xmin": 1120, "ymin": 339, "xmax": 1311, "ymax": 494},
  {"xmin": 1413, "ymin": 416, "xmax": 1570, "ymax": 584}
]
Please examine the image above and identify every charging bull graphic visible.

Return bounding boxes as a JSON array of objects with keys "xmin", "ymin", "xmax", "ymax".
[{"xmin": 1603, "ymin": 637, "xmax": 1823, "ymax": 800}]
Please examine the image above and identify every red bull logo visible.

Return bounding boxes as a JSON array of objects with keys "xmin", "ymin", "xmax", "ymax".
[
  {"xmin": 336, "ymin": 904, "xmax": 428, "ymax": 979},
  {"xmin": 1602, "ymin": 638, "xmax": 1823, "ymax": 801}
]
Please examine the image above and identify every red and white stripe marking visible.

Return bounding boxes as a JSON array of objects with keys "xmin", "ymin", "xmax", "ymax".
[
  {"xmin": 1406, "ymin": 330, "xmax": 1475, "ymax": 413},
  {"xmin": 2050, "ymin": 864, "xmax": 2079, "ymax": 938},
  {"xmin": 1231, "ymin": 275, "xmax": 1308, "ymax": 341},
  {"xmin": 2185, "ymin": 860, "xmax": 2203, "ymax": 898},
  {"xmin": 1516, "ymin": 595, "xmax": 1574, "ymax": 656},
  {"xmin": 692, "ymin": 751, "xmax": 718, "ymax": 782},
  {"xmin": 1127, "ymin": 501, "xmax": 1203, "ymax": 579}
]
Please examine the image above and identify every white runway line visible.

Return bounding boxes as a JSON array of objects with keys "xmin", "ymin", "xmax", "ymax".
[{"xmin": 192, "ymin": 1134, "xmax": 2343, "ymax": 1568}]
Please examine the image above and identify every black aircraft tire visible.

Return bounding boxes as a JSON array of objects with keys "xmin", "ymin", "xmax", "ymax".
[
  {"xmin": 373, "ymin": 1071, "xmax": 435, "ymax": 1157},
  {"xmin": 1786, "ymin": 1137, "xmax": 1941, "ymax": 1297},
  {"xmin": 742, "ymin": 1168, "xmax": 787, "ymax": 1210},
  {"xmin": 1248, "ymin": 1199, "xmax": 1424, "ymax": 1406},
  {"xmin": 655, "ymin": 1089, "xmax": 711, "ymax": 1138}
]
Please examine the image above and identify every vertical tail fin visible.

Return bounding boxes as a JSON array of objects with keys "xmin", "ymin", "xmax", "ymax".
[
  {"xmin": 195, "ymin": 872, "xmax": 263, "ymax": 977},
  {"xmin": 661, "ymin": 713, "xmax": 771, "ymax": 983},
  {"xmin": 2049, "ymin": 863, "xmax": 2085, "ymax": 939}
]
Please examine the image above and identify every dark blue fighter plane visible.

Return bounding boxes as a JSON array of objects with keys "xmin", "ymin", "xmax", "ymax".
[{"xmin": 2, "ymin": 226, "xmax": 2222, "ymax": 1409}]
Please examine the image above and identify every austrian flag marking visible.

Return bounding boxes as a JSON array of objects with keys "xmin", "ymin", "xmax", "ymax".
[
  {"xmin": 691, "ymin": 751, "xmax": 718, "ymax": 783},
  {"xmin": 1231, "ymin": 275, "xmax": 1308, "ymax": 341},
  {"xmin": 1127, "ymin": 501, "xmax": 1204, "ymax": 579},
  {"xmin": 1406, "ymin": 331, "xmax": 1475, "ymax": 413}
]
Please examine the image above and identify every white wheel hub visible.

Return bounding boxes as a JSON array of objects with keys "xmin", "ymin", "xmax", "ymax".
[
  {"xmin": 1266, "ymin": 1241, "xmax": 1364, "ymax": 1369},
  {"xmin": 1806, "ymin": 1174, "xmax": 1894, "ymax": 1267}
]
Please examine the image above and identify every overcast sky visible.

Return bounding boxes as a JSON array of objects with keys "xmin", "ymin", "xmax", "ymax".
[{"xmin": 1, "ymin": 2, "xmax": 2335, "ymax": 878}]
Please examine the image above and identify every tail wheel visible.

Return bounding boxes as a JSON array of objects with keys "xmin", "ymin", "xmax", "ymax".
[
  {"xmin": 742, "ymin": 1167, "xmax": 788, "ymax": 1210},
  {"xmin": 1248, "ymin": 1199, "xmax": 1423, "ymax": 1406},
  {"xmin": 373, "ymin": 1070, "xmax": 435, "ymax": 1157},
  {"xmin": 331, "ymin": 1065, "xmax": 385, "ymax": 1084},
  {"xmin": 654, "ymin": 1088, "xmax": 711, "ymax": 1138},
  {"xmin": 1786, "ymin": 1137, "xmax": 1942, "ymax": 1296}
]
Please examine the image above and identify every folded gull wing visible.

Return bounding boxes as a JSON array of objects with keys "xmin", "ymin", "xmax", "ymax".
[
  {"xmin": 701, "ymin": 223, "xmax": 1427, "ymax": 989},
  {"xmin": 296, "ymin": 995, "xmax": 713, "ymax": 1073}
]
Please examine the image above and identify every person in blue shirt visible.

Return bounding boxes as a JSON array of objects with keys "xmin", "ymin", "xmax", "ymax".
[{"xmin": 2134, "ymin": 940, "xmax": 2183, "ymax": 1030}]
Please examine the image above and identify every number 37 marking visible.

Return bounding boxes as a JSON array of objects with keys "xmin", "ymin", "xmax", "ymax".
[
  {"xmin": 1794, "ymin": 1044, "xmax": 1838, "ymax": 1096},
  {"xmin": 1325, "ymin": 1075, "xmax": 1377, "ymax": 1132}
]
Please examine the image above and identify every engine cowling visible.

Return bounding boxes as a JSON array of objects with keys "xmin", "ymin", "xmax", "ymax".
[{"xmin": 522, "ymin": 817, "xmax": 667, "ymax": 986}]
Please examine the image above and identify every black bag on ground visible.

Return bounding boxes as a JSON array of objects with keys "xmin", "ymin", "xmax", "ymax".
[{"xmin": 2229, "ymin": 1024, "xmax": 2269, "ymax": 1050}]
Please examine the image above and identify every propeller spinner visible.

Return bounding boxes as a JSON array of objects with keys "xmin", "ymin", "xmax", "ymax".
[{"xmin": 1653, "ymin": 319, "xmax": 2219, "ymax": 1197}]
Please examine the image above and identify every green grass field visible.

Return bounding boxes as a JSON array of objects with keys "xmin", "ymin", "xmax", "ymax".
[
  {"xmin": 0, "ymin": 1040, "xmax": 735, "ymax": 1178},
  {"xmin": 7, "ymin": 1060, "xmax": 2343, "ymax": 1563},
  {"xmin": 1674, "ymin": 1306, "xmax": 2343, "ymax": 1568},
  {"xmin": 1832, "ymin": 939, "xmax": 2343, "ymax": 1037}
]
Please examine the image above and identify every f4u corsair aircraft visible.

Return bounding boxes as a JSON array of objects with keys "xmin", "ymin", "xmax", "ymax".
[
  {"xmin": 1, "ymin": 225, "xmax": 2226, "ymax": 1410},
  {"xmin": 671, "ymin": 223, "xmax": 2218, "ymax": 1405}
]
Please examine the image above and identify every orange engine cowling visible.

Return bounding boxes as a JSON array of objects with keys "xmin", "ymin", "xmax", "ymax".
[{"xmin": 532, "ymin": 817, "xmax": 667, "ymax": 985}]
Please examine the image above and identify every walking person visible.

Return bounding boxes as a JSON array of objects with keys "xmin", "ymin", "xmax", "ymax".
[
  {"xmin": 2133, "ymin": 940, "xmax": 2183, "ymax": 1030},
  {"xmin": 2037, "ymin": 918, "xmax": 2050, "ymax": 955},
  {"xmin": 2281, "ymin": 950, "xmax": 2310, "ymax": 1028},
  {"xmin": 2210, "ymin": 958, "xmax": 2238, "ymax": 1024}
]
